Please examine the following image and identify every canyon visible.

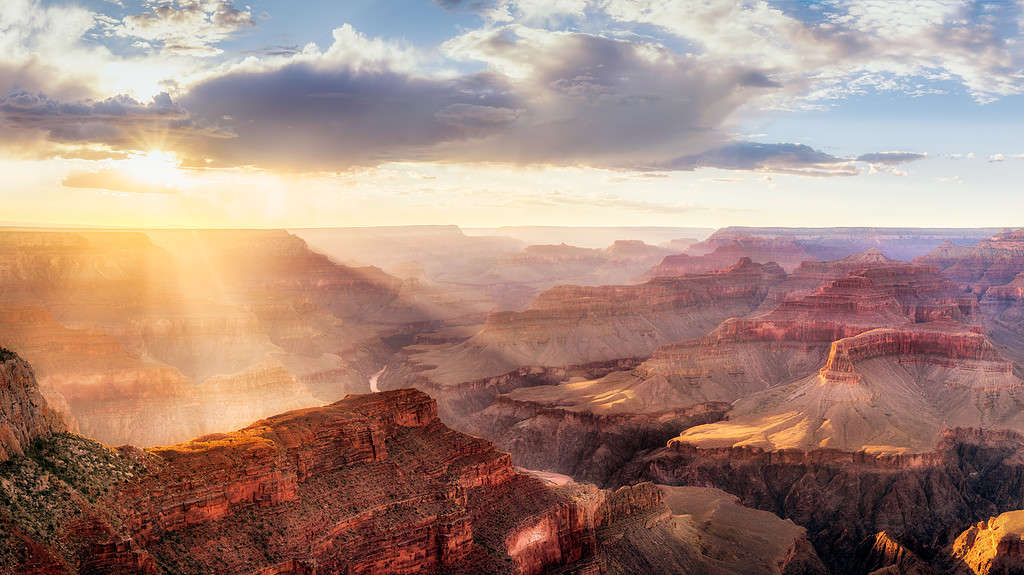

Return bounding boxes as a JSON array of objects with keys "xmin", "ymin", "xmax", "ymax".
[
  {"xmin": 0, "ymin": 348, "xmax": 826, "ymax": 574},
  {"xmin": 8, "ymin": 225, "xmax": 1024, "ymax": 574}
]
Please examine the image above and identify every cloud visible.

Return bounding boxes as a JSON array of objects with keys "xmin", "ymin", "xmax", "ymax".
[
  {"xmin": 603, "ymin": 0, "xmax": 1024, "ymax": 103},
  {"xmin": 435, "ymin": 0, "xmax": 585, "ymax": 23},
  {"xmin": 989, "ymin": 153, "xmax": 1024, "ymax": 162},
  {"xmin": 159, "ymin": 24, "xmax": 779, "ymax": 170},
  {"xmin": 0, "ymin": 89, "xmax": 235, "ymax": 160},
  {"xmin": 855, "ymin": 151, "xmax": 927, "ymax": 164},
  {"xmin": 663, "ymin": 142, "xmax": 928, "ymax": 176},
  {"xmin": 666, "ymin": 142, "xmax": 857, "ymax": 176},
  {"xmin": 113, "ymin": 0, "xmax": 255, "ymax": 56}
]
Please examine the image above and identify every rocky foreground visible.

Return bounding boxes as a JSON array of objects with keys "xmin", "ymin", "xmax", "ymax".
[{"xmin": 0, "ymin": 350, "xmax": 827, "ymax": 574}]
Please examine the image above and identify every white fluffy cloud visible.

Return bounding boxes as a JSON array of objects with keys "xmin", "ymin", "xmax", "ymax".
[
  {"xmin": 603, "ymin": 0, "xmax": 1024, "ymax": 103},
  {"xmin": 114, "ymin": 1, "xmax": 255, "ymax": 56}
]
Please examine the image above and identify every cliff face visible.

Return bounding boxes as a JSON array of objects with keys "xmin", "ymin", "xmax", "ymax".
[
  {"xmin": 916, "ymin": 229, "xmax": 1024, "ymax": 293},
  {"xmin": 1, "ymin": 389, "xmax": 608, "ymax": 574},
  {"xmin": 0, "ymin": 381, "xmax": 825, "ymax": 575},
  {"xmin": 395, "ymin": 258, "xmax": 786, "ymax": 388},
  {"xmin": 952, "ymin": 511, "xmax": 1024, "ymax": 575},
  {"xmin": 563, "ymin": 483, "xmax": 827, "ymax": 575},
  {"xmin": 0, "ymin": 350, "xmax": 64, "ymax": 461},
  {"xmin": 619, "ymin": 428, "xmax": 1024, "ymax": 574},
  {"xmin": 470, "ymin": 262, "xmax": 984, "ymax": 481},
  {"xmin": 676, "ymin": 322, "xmax": 1024, "ymax": 454}
]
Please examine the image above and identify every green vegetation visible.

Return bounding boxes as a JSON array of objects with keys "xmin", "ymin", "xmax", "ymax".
[{"xmin": 0, "ymin": 433, "xmax": 147, "ymax": 544}]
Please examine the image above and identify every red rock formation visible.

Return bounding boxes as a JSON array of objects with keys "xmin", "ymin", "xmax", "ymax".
[
  {"xmin": 916, "ymin": 229, "xmax": 1024, "ymax": 293},
  {"xmin": 855, "ymin": 531, "xmax": 935, "ymax": 574},
  {"xmin": 819, "ymin": 325, "xmax": 1010, "ymax": 383},
  {"xmin": 952, "ymin": 511, "xmax": 1024, "ymax": 574},
  {"xmin": 571, "ymin": 483, "xmax": 827, "ymax": 574},
  {"xmin": 0, "ymin": 350, "xmax": 64, "ymax": 461},
  {"xmin": 396, "ymin": 258, "xmax": 785, "ymax": 387},
  {"xmin": 619, "ymin": 427, "xmax": 1024, "ymax": 574},
  {"xmin": 647, "ymin": 235, "xmax": 813, "ymax": 276}
]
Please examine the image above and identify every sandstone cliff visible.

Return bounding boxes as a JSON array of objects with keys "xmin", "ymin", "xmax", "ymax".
[
  {"xmin": 676, "ymin": 322, "xmax": 1024, "ymax": 453},
  {"xmin": 0, "ymin": 379, "xmax": 828, "ymax": 575},
  {"xmin": 468, "ymin": 261, "xmax": 980, "ymax": 481},
  {"xmin": 952, "ymin": 511, "xmax": 1024, "ymax": 574},
  {"xmin": 0, "ymin": 349, "xmax": 64, "ymax": 461},
  {"xmin": 0, "ymin": 389, "xmax": 598, "ymax": 574}
]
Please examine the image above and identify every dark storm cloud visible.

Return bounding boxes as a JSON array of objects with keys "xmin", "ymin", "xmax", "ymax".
[
  {"xmin": 178, "ymin": 62, "xmax": 519, "ymax": 169},
  {"xmin": 165, "ymin": 26, "xmax": 783, "ymax": 170}
]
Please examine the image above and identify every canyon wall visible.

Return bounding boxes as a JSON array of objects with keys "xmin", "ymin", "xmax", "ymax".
[
  {"xmin": 0, "ymin": 349, "xmax": 64, "ymax": 461},
  {"xmin": 618, "ymin": 428, "xmax": 1024, "ymax": 574}
]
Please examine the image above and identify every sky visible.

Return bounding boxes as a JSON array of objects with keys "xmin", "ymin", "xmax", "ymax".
[{"xmin": 3, "ymin": 0, "xmax": 1024, "ymax": 228}]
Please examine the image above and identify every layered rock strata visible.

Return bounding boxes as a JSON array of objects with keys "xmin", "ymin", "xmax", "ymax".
[{"xmin": 394, "ymin": 258, "xmax": 786, "ymax": 388}]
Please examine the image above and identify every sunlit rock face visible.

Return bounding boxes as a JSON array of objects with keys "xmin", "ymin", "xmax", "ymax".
[
  {"xmin": 621, "ymin": 428, "xmax": 1024, "ymax": 574},
  {"xmin": 0, "ymin": 381, "xmax": 822, "ymax": 575},
  {"xmin": 470, "ymin": 259, "xmax": 980, "ymax": 480},
  {"xmin": 0, "ymin": 229, "xmax": 425, "ymax": 446},
  {"xmin": 953, "ymin": 511, "xmax": 1024, "ymax": 575},
  {"xmin": 0, "ymin": 349, "xmax": 64, "ymax": 461},
  {"xmin": 916, "ymin": 228, "xmax": 1024, "ymax": 364}
]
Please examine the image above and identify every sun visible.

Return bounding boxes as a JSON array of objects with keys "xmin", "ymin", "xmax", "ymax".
[{"xmin": 120, "ymin": 150, "xmax": 189, "ymax": 191}]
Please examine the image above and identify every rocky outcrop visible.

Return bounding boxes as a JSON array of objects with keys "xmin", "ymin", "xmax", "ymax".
[
  {"xmin": 0, "ymin": 349, "xmax": 64, "ymax": 461},
  {"xmin": 952, "ymin": 511, "xmax": 1024, "ymax": 574},
  {"xmin": 567, "ymin": 483, "xmax": 827, "ymax": 574},
  {"xmin": 0, "ymin": 379, "xmax": 826, "ymax": 575},
  {"xmin": 819, "ymin": 325, "xmax": 1010, "ymax": 382},
  {"xmin": 676, "ymin": 322, "xmax": 1024, "ymax": 453},
  {"xmin": 477, "ymin": 262, "xmax": 984, "ymax": 480},
  {"xmin": 619, "ymin": 428, "xmax": 1024, "ymax": 574},
  {"xmin": 856, "ymin": 531, "xmax": 934, "ymax": 575},
  {"xmin": 467, "ymin": 392, "xmax": 728, "ymax": 484},
  {"xmin": 1, "ymin": 389, "xmax": 612, "ymax": 574}
]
